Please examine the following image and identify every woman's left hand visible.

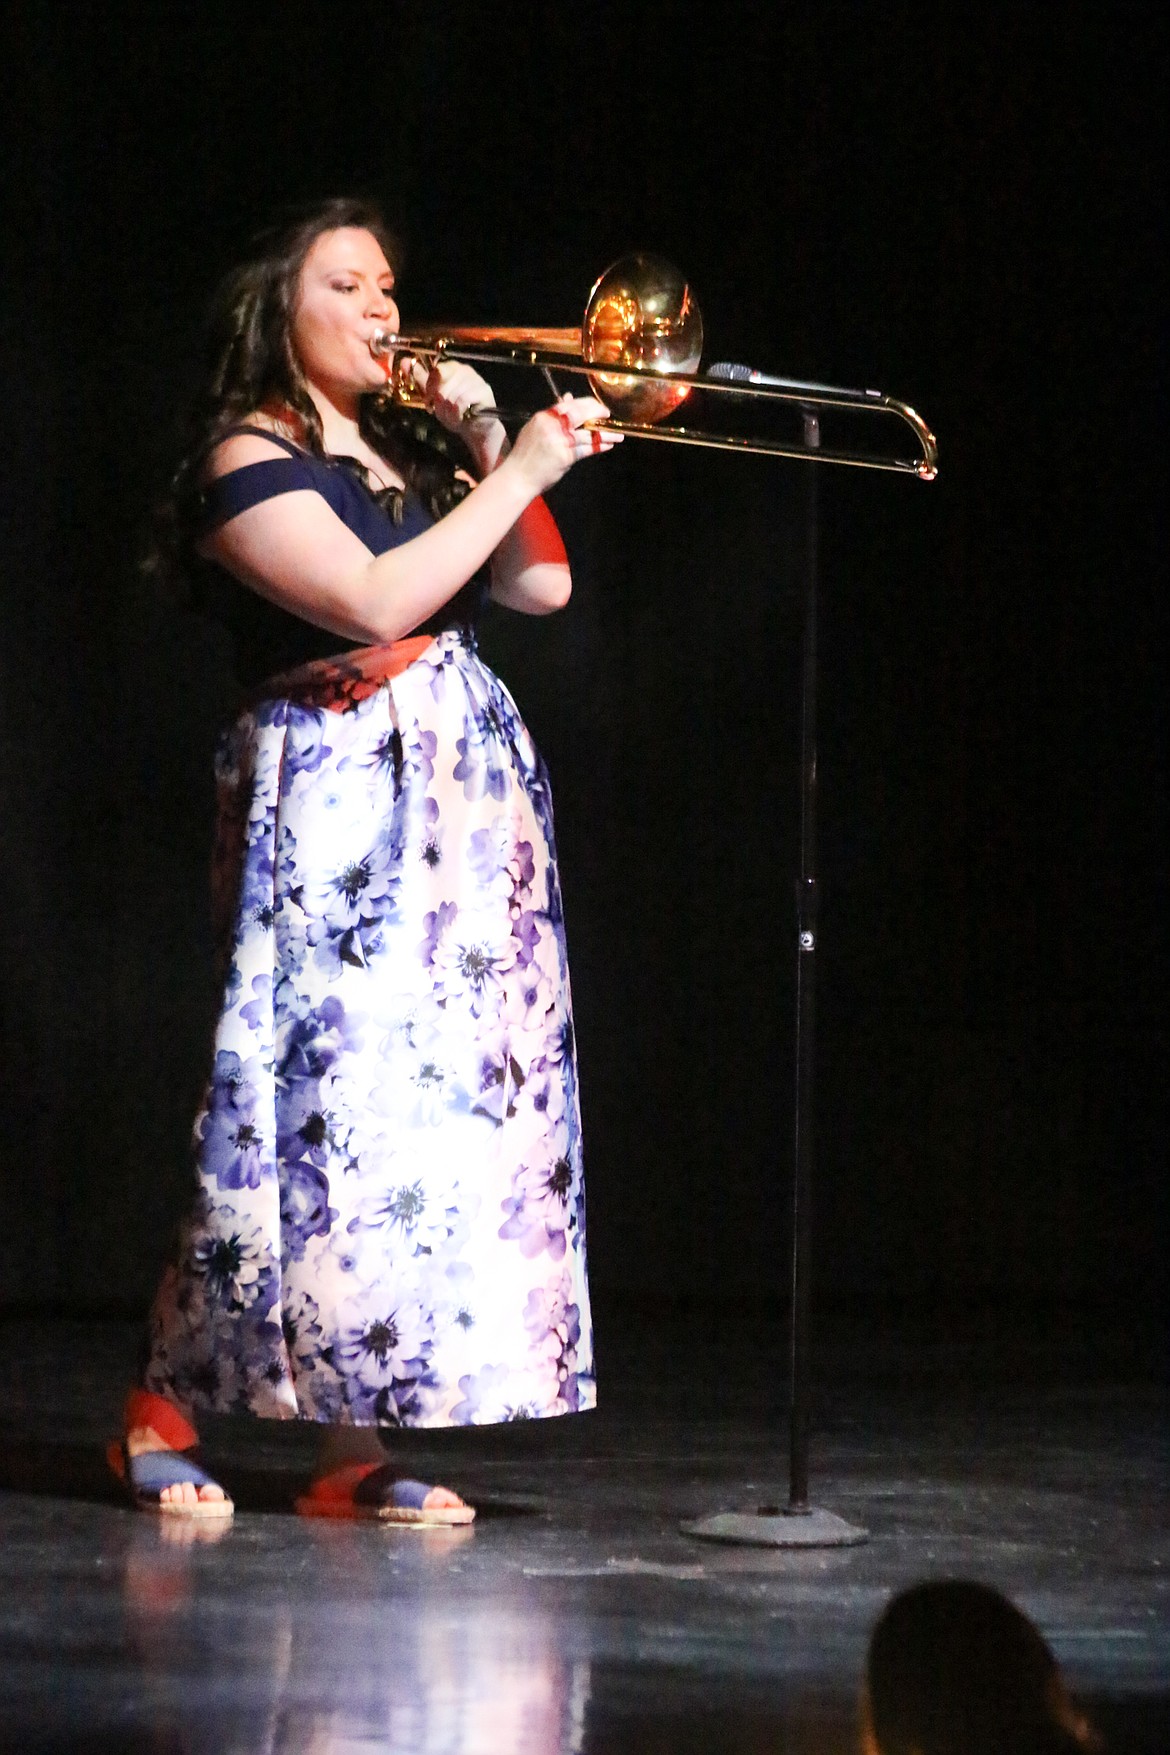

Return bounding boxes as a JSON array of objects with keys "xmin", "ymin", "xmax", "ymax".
[{"xmin": 415, "ymin": 359, "xmax": 500, "ymax": 437}]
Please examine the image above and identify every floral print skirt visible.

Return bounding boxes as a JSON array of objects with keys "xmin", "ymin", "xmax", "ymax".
[{"xmin": 144, "ymin": 627, "xmax": 594, "ymax": 1427}]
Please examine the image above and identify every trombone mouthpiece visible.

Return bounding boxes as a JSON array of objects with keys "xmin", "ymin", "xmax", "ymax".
[{"xmin": 369, "ymin": 328, "xmax": 397, "ymax": 358}]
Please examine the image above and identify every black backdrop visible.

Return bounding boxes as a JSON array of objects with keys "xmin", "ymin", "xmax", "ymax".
[{"xmin": 1, "ymin": 7, "xmax": 1163, "ymax": 1348}]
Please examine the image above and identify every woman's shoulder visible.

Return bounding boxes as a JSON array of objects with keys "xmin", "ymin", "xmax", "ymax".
[
  {"xmin": 203, "ymin": 416, "xmax": 312, "ymax": 481},
  {"xmin": 195, "ymin": 418, "xmax": 334, "ymax": 541}
]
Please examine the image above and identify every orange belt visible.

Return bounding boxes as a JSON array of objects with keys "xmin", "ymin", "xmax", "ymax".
[{"xmin": 250, "ymin": 632, "xmax": 437, "ymax": 711}]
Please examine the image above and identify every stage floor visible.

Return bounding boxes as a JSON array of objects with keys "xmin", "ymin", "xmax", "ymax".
[{"xmin": 0, "ymin": 1314, "xmax": 1166, "ymax": 1753}]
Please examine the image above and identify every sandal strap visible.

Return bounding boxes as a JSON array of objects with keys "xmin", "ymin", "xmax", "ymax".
[
  {"xmin": 303, "ymin": 1463, "xmax": 436, "ymax": 1511},
  {"xmin": 126, "ymin": 1447, "xmax": 221, "ymax": 1497},
  {"xmin": 353, "ymin": 1468, "xmax": 433, "ymax": 1511}
]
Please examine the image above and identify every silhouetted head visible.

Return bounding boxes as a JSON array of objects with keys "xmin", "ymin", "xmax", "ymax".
[{"xmin": 861, "ymin": 1580, "xmax": 1101, "ymax": 1755}]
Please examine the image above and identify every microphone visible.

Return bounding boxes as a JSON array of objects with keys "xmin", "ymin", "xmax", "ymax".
[{"xmin": 706, "ymin": 360, "xmax": 881, "ymax": 401}]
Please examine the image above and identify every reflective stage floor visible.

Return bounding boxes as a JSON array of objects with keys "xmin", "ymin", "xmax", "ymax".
[{"xmin": 0, "ymin": 1315, "xmax": 1166, "ymax": 1753}]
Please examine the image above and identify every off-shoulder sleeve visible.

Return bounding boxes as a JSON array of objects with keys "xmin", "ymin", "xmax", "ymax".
[{"xmin": 199, "ymin": 457, "xmax": 323, "ymax": 533}]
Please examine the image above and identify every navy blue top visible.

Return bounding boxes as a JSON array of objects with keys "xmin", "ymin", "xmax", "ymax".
[{"xmin": 196, "ymin": 427, "xmax": 484, "ymax": 687}]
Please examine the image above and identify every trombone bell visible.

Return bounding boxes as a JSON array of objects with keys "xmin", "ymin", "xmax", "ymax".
[{"xmin": 582, "ymin": 255, "xmax": 703, "ymax": 423}]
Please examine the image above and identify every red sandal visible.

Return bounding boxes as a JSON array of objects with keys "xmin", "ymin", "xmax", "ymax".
[
  {"xmin": 106, "ymin": 1390, "xmax": 233, "ymax": 1519},
  {"xmin": 294, "ymin": 1462, "xmax": 474, "ymax": 1525}
]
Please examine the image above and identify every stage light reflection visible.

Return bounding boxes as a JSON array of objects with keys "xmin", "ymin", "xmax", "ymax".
[{"xmin": 120, "ymin": 1517, "xmax": 592, "ymax": 1754}]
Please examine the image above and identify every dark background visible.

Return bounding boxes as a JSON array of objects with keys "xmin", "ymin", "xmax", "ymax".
[{"xmin": 1, "ymin": 7, "xmax": 1163, "ymax": 1360}]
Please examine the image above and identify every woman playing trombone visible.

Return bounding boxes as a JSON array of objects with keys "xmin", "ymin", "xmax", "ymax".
[{"xmin": 113, "ymin": 196, "xmax": 618, "ymax": 1522}]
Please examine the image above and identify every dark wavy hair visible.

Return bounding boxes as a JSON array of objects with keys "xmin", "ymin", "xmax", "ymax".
[{"xmin": 148, "ymin": 196, "xmax": 469, "ymax": 594}]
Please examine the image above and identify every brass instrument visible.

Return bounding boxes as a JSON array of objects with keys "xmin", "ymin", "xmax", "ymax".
[{"xmin": 370, "ymin": 255, "xmax": 937, "ymax": 481}]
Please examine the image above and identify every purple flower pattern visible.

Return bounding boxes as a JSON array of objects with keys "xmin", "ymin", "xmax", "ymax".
[{"xmin": 144, "ymin": 630, "xmax": 593, "ymax": 1427}]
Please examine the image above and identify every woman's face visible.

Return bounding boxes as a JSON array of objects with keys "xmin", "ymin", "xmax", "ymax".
[{"xmin": 291, "ymin": 226, "xmax": 399, "ymax": 400}]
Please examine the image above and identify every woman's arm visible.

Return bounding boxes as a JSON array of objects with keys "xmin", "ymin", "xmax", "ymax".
[
  {"xmin": 421, "ymin": 362, "xmax": 619, "ymax": 616},
  {"xmin": 200, "ymin": 400, "xmax": 611, "ymax": 645},
  {"xmin": 464, "ymin": 420, "xmax": 571, "ymax": 615},
  {"xmin": 490, "ymin": 490, "xmax": 574, "ymax": 614}
]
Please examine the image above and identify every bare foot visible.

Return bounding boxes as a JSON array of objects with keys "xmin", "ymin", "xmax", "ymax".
[{"xmin": 416, "ymin": 1484, "xmax": 467, "ymax": 1512}]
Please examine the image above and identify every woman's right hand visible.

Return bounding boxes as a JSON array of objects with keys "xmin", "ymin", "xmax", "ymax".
[{"xmin": 507, "ymin": 395, "xmax": 623, "ymax": 494}]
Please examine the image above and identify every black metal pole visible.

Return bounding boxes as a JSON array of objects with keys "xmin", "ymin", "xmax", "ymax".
[
  {"xmin": 788, "ymin": 410, "xmax": 820, "ymax": 1513},
  {"xmin": 682, "ymin": 409, "xmax": 867, "ymax": 1546}
]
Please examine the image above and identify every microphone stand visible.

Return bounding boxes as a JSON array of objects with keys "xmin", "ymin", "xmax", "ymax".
[{"xmin": 682, "ymin": 410, "xmax": 868, "ymax": 1548}]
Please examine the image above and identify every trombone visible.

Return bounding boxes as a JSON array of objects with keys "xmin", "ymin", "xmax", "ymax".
[{"xmin": 370, "ymin": 254, "xmax": 938, "ymax": 482}]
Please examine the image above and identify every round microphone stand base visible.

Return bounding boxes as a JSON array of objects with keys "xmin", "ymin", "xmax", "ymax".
[{"xmin": 680, "ymin": 1506, "xmax": 868, "ymax": 1548}]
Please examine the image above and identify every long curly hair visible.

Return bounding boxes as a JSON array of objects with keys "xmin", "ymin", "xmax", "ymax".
[{"xmin": 149, "ymin": 197, "xmax": 469, "ymax": 595}]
